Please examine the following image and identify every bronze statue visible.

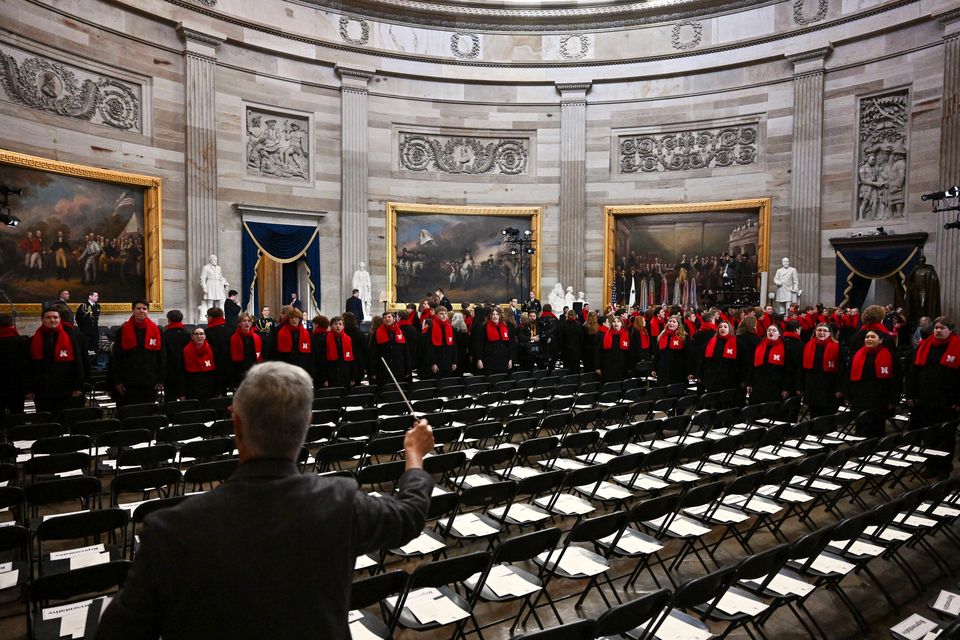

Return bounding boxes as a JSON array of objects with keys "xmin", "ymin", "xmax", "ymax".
[{"xmin": 905, "ymin": 255, "xmax": 941, "ymax": 321}]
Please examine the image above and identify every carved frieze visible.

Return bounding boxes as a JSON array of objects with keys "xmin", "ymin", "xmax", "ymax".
[
  {"xmin": 619, "ymin": 124, "xmax": 759, "ymax": 173},
  {"xmin": 450, "ymin": 33, "xmax": 480, "ymax": 59},
  {"xmin": 671, "ymin": 21, "xmax": 703, "ymax": 50},
  {"xmin": 245, "ymin": 106, "xmax": 312, "ymax": 182},
  {"xmin": 793, "ymin": 0, "xmax": 828, "ymax": 26},
  {"xmin": 339, "ymin": 16, "xmax": 370, "ymax": 45},
  {"xmin": 0, "ymin": 45, "xmax": 141, "ymax": 132},
  {"xmin": 398, "ymin": 133, "xmax": 528, "ymax": 175},
  {"xmin": 559, "ymin": 34, "xmax": 590, "ymax": 60},
  {"xmin": 855, "ymin": 88, "xmax": 909, "ymax": 222}
]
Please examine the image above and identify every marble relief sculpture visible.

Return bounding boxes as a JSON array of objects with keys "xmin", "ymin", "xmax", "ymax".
[
  {"xmin": 856, "ymin": 89, "xmax": 909, "ymax": 222},
  {"xmin": 245, "ymin": 108, "xmax": 310, "ymax": 181}
]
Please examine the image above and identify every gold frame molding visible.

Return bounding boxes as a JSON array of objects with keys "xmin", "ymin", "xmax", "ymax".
[
  {"xmin": 0, "ymin": 149, "xmax": 164, "ymax": 314},
  {"xmin": 602, "ymin": 198, "xmax": 772, "ymax": 308},
  {"xmin": 386, "ymin": 202, "xmax": 542, "ymax": 310}
]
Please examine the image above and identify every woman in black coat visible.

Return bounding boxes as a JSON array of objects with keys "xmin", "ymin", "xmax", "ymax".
[
  {"xmin": 595, "ymin": 315, "xmax": 634, "ymax": 383},
  {"xmin": 26, "ymin": 308, "xmax": 84, "ymax": 414},
  {"xmin": 629, "ymin": 315, "xmax": 653, "ymax": 365},
  {"xmin": 799, "ymin": 323, "xmax": 844, "ymax": 418},
  {"xmin": 269, "ymin": 308, "xmax": 313, "ymax": 379},
  {"xmin": 370, "ymin": 313, "xmax": 411, "ymax": 387},
  {"xmin": 179, "ymin": 327, "xmax": 222, "ymax": 402},
  {"xmin": 476, "ymin": 308, "xmax": 513, "ymax": 375},
  {"xmin": 847, "ymin": 330, "xmax": 899, "ymax": 437},
  {"xmin": 229, "ymin": 313, "xmax": 266, "ymax": 388},
  {"xmin": 699, "ymin": 320, "xmax": 743, "ymax": 393},
  {"xmin": 320, "ymin": 316, "xmax": 356, "ymax": 389},
  {"xmin": 652, "ymin": 315, "xmax": 692, "ymax": 386},
  {"xmin": 421, "ymin": 306, "xmax": 458, "ymax": 379},
  {"xmin": 580, "ymin": 311, "xmax": 600, "ymax": 373},
  {"xmin": 557, "ymin": 310, "xmax": 583, "ymax": 372},
  {"xmin": 747, "ymin": 324, "xmax": 798, "ymax": 404}
]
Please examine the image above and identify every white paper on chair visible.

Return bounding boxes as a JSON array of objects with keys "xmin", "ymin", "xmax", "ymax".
[
  {"xmin": 349, "ymin": 618, "xmax": 383, "ymax": 640},
  {"xmin": 0, "ymin": 562, "xmax": 12, "ymax": 572},
  {"xmin": 863, "ymin": 525, "xmax": 911, "ymax": 542},
  {"xmin": 397, "ymin": 532, "xmax": 445, "ymax": 555},
  {"xmin": 479, "ymin": 564, "xmax": 540, "ymax": 598},
  {"xmin": 593, "ymin": 481, "xmax": 633, "ymax": 501},
  {"xmin": 549, "ymin": 458, "xmax": 587, "ymax": 471},
  {"xmin": 463, "ymin": 474, "xmax": 493, "ymax": 487},
  {"xmin": 494, "ymin": 503, "xmax": 548, "ymax": 523},
  {"xmin": 354, "ymin": 554, "xmax": 377, "ymax": 570},
  {"xmin": 537, "ymin": 546, "xmax": 608, "ymax": 577},
  {"xmin": 891, "ymin": 613, "xmax": 938, "ymax": 640},
  {"xmin": 535, "ymin": 494, "xmax": 593, "ymax": 515},
  {"xmin": 509, "ymin": 467, "xmax": 541, "ymax": 480},
  {"xmin": 601, "ymin": 530, "xmax": 662, "ymax": 555},
  {"xmin": 923, "ymin": 502, "xmax": 960, "ymax": 518},
  {"xmin": 42, "ymin": 597, "xmax": 95, "ymax": 624},
  {"xmin": 452, "ymin": 513, "xmax": 499, "ymax": 537},
  {"xmin": 401, "ymin": 587, "xmax": 470, "ymax": 625},
  {"xmin": 827, "ymin": 538, "xmax": 884, "ymax": 557},
  {"xmin": 743, "ymin": 572, "xmax": 814, "ymax": 597},
  {"xmin": 50, "ymin": 544, "xmax": 105, "ymax": 561},
  {"xmin": 933, "ymin": 590, "xmax": 960, "ymax": 616},
  {"xmin": 649, "ymin": 611, "xmax": 713, "ymax": 640},
  {"xmin": 803, "ymin": 553, "xmax": 855, "ymax": 575},
  {"xmin": 0, "ymin": 570, "xmax": 19, "ymax": 589},
  {"xmin": 714, "ymin": 590, "xmax": 767, "ymax": 616},
  {"xmin": 69, "ymin": 551, "xmax": 111, "ymax": 570},
  {"xmin": 894, "ymin": 513, "xmax": 938, "ymax": 528}
]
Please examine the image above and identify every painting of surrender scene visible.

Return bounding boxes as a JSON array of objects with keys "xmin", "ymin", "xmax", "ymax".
[
  {"xmin": 389, "ymin": 204, "xmax": 541, "ymax": 306},
  {"xmin": 606, "ymin": 200, "xmax": 770, "ymax": 310},
  {"xmin": 0, "ymin": 152, "xmax": 160, "ymax": 309}
]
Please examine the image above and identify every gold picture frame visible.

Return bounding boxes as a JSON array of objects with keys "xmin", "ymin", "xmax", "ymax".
[
  {"xmin": 386, "ymin": 202, "xmax": 542, "ymax": 310},
  {"xmin": 0, "ymin": 149, "xmax": 163, "ymax": 314},
  {"xmin": 602, "ymin": 198, "xmax": 772, "ymax": 309}
]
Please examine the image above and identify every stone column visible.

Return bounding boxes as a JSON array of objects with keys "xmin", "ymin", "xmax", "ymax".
[
  {"xmin": 787, "ymin": 47, "xmax": 830, "ymax": 306},
  {"xmin": 337, "ymin": 65, "xmax": 374, "ymax": 303},
  {"xmin": 938, "ymin": 11, "xmax": 960, "ymax": 320},
  {"xmin": 556, "ymin": 82, "xmax": 591, "ymax": 294},
  {"xmin": 178, "ymin": 23, "xmax": 224, "ymax": 321}
]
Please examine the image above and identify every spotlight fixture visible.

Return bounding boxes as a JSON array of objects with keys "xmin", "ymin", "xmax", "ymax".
[
  {"xmin": 921, "ymin": 186, "xmax": 960, "ymax": 201},
  {"xmin": 0, "ymin": 213, "xmax": 20, "ymax": 227},
  {"xmin": 876, "ymin": 226, "xmax": 887, "ymax": 236},
  {"xmin": 0, "ymin": 185, "xmax": 23, "ymax": 227},
  {"xmin": 501, "ymin": 227, "xmax": 519, "ymax": 236}
]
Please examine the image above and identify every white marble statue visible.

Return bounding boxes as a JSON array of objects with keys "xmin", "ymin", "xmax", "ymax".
[
  {"xmin": 199, "ymin": 254, "xmax": 228, "ymax": 320},
  {"xmin": 564, "ymin": 286, "xmax": 575, "ymax": 309},
  {"xmin": 772, "ymin": 256, "xmax": 801, "ymax": 313},
  {"xmin": 548, "ymin": 283, "xmax": 566, "ymax": 311},
  {"xmin": 352, "ymin": 261, "xmax": 372, "ymax": 320}
]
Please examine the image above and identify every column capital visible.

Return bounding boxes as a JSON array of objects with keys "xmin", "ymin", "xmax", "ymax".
[
  {"xmin": 337, "ymin": 65, "xmax": 376, "ymax": 92},
  {"xmin": 177, "ymin": 22, "xmax": 225, "ymax": 57},
  {"xmin": 787, "ymin": 46, "xmax": 832, "ymax": 77},
  {"xmin": 556, "ymin": 81, "xmax": 592, "ymax": 105},
  {"xmin": 940, "ymin": 8, "xmax": 960, "ymax": 37}
]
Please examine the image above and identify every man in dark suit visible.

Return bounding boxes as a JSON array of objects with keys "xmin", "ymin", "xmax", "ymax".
[
  {"xmin": 345, "ymin": 288, "xmax": 364, "ymax": 323},
  {"xmin": 223, "ymin": 290, "xmax": 241, "ymax": 332},
  {"xmin": 95, "ymin": 361, "xmax": 435, "ymax": 639}
]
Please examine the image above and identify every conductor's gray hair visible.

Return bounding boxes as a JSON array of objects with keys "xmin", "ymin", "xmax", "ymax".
[{"xmin": 232, "ymin": 362, "xmax": 312, "ymax": 459}]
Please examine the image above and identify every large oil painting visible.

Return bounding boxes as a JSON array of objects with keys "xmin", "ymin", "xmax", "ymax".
[
  {"xmin": 387, "ymin": 203, "xmax": 541, "ymax": 307},
  {"xmin": 0, "ymin": 150, "xmax": 162, "ymax": 313},
  {"xmin": 603, "ymin": 199, "xmax": 771, "ymax": 310}
]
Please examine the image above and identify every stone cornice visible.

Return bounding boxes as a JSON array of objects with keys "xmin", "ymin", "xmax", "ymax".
[
  {"xmin": 787, "ymin": 45, "xmax": 833, "ymax": 64},
  {"xmin": 176, "ymin": 24, "xmax": 225, "ymax": 48},
  {"xmin": 234, "ymin": 203, "xmax": 327, "ymax": 222}
]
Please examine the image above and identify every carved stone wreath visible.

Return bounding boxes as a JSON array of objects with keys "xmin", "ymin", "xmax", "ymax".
[
  {"xmin": 0, "ymin": 48, "xmax": 141, "ymax": 131},
  {"xmin": 559, "ymin": 34, "xmax": 590, "ymax": 60},
  {"xmin": 195, "ymin": 0, "xmax": 217, "ymax": 6},
  {"xmin": 399, "ymin": 134, "xmax": 528, "ymax": 175},
  {"xmin": 450, "ymin": 33, "xmax": 480, "ymax": 59},
  {"xmin": 619, "ymin": 125, "xmax": 758, "ymax": 173},
  {"xmin": 339, "ymin": 16, "xmax": 370, "ymax": 45},
  {"xmin": 793, "ymin": 0, "xmax": 828, "ymax": 26},
  {"xmin": 671, "ymin": 21, "xmax": 703, "ymax": 50}
]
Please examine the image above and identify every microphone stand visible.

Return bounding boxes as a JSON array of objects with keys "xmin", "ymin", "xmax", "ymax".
[{"xmin": 0, "ymin": 289, "xmax": 19, "ymax": 323}]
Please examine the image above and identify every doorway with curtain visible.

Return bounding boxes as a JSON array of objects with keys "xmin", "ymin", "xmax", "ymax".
[
  {"xmin": 829, "ymin": 232, "xmax": 927, "ymax": 309},
  {"xmin": 240, "ymin": 218, "xmax": 322, "ymax": 319}
]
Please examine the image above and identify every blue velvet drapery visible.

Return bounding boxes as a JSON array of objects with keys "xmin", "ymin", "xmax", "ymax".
[
  {"xmin": 241, "ymin": 221, "xmax": 320, "ymax": 312},
  {"xmin": 834, "ymin": 239, "xmax": 919, "ymax": 309}
]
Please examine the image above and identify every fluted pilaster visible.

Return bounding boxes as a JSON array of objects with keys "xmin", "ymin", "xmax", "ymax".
[
  {"xmin": 337, "ymin": 65, "xmax": 374, "ymax": 302},
  {"xmin": 787, "ymin": 47, "xmax": 830, "ymax": 306},
  {"xmin": 938, "ymin": 11, "xmax": 960, "ymax": 320},
  {"xmin": 556, "ymin": 82, "xmax": 591, "ymax": 294},
  {"xmin": 178, "ymin": 23, "xmax": 223, "ymax": 322}
]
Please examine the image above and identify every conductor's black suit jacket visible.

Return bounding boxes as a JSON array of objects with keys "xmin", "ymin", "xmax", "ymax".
[{"xmin": 95, "ymin": 458, "xmax": 433, "ymax": 639}]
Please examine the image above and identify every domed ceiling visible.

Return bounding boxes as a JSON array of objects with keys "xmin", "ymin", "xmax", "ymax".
[{"xmin": 299, "ymin": 0, "xmax": 776, "ymax": 31}]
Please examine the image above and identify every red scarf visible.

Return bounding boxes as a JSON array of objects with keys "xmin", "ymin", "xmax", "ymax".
[
  {"xmin": 419, "ymin": 308, "xmax": 433, "ymax": 323},
  {"xmin": 464, "ymin": 315, "xmax": 474, "ymax": 331},
  {"xmin": 375, "ymin": 323, "xmax": 406, "ymax": 345},
  {"xmin": 581, "ymin": 308, "xmax": 589, "ymax": 322},
  {"xmin": 325, "ymin": 330, "xmax": 354, "ymax": 361},
  {"xmin": 754, "ymin": 339, "xmax": 785, "ymax": 367},
  {"xmin": 120, "ymin": 316, "xmax": 162, "ymax": 351},
  {"xmin": 540, "ymin": 311, "xmax": 557, "ymax": 320},
  {"xmin": 602, "ymin": 329, "xmax": 630, "ymax": 350},
  {"xmin": 657, "ymin": 330, "xmax": 684, "ymax": 351},
  {"xmin": 486, "ymin": 320, "xmax": 509, "ymax": 341},
  {"xmin": 650, "ymin": 317, "xmax": 663, "ymax": 337},
  {"xmin": 705, "ymin": 334, "xmax": 737, "ymax": 360},
  {"xmin": 634, "ymin": 330, "xmax": 650, "ymax": 349},
  {"xmin": 274, "ymin": 322, "xmax": 311, "ymax": 353},
  {"xmin": 207, "ymin": 317, "xmax": 225, "ymax": 329},
  {"xmin": 783, "ymin": 331, "xmax": 802, "ymax": 341},
  {"xmin": 698, "ymin": 322, "xmax": 717, "ymax": 334},
  {"xmin": 684, "ymin": 319, "xmax": 698, "ymax": 336},
  {"xmin": 850, "ymin": 345, "xmax": 893, "ymax": 381},
  {"xmin": 312, "ymin": 326, "xmax": 328, "ymax": 335},
  {"xmin": 398, "ymin": 314, "xmax": 415, "ymax": 327},
  {"xmin": 429, "ymin": 319, "xmax": 454, "ymax": 347},
  {"xmin": 183, "ymin": 340, "xmax": 216, "ymax": 373},
  {"xmin": 914, "ymin": 334, "xmax": 960, "ymax": 369},
  {"xmin": 230, "ymin": 328, "xmax": 263, "ymax": 363},
  {"xmin": 30, "ymin": 324, "xmax": 74, "ymax": 362},
  {"xmin": 0, "ymin": 326, "xmax": 19, "ymax": 338},
  {"xmin": 802, "ymin": 338, "xmax": 840, "ymax": 372},
  {"xmin": 860, "ymin": 322, "xmax": 889, "ymax": 335},
  {"xmin": 165, "ymin": 322, "xmax": 185, "ymax": 331}
]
